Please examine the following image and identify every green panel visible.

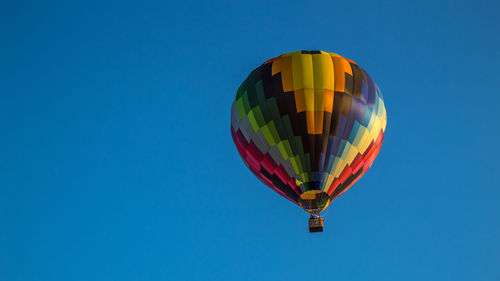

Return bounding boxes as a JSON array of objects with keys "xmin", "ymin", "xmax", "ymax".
[
  {"xmin": 266, "ymin": 121, "xmax": 280, "ymax": 145},
  {"xmin": 251, "ymin": 106, "xmax": 266, "ymax": 129},
  {"xmin": 235, "ymin": 96, "xmax": 246, "ymax": 119},
  {"xmin": 235, "ymin": 80, "xmax": 246, "ymax": 100},
  {"xmin": 282, "ymin": 140, "xmax": 294, "ymax": 158},
  {"xmin": 266, "ymin": 99, "xmax": 286, "ymax": 137},
  {"xmin": 289, "ymin": 155, "xmax": 303, "ymax": 175},
  {"xmin": 246, "ymin": 75, "xmax": 258, "ymax": 108},
  {"xmin": 281, "ymin": 115, "xmax": 295, "ymax": 141},
  {"xmin": 281, "ymin": 115, "xmax": 301, "ymax": 157},
  {"xmin": 300, "ymin": 172, "xmax": 310, "ymax": 184},
  {"xmin": 247, "ymin": 110, "xmax": 259, "ymax": 132},
  {"xmin": 303, "ymin": 153, "xmax": 311, "ymax": 172},
  {"xmin": 277, "ymin": 141, "xmax": 289, "ymax": 160},
  {"xmin": 261, "ymin": 122, "xmax": 277, "ymax": 146},
  {"xmin": 254, "ymin": 80, "xmax": 266, "ymax": 104},
  {"xmin": 241, "ymin": 91, "xmax": 251, "ymax": 115}
]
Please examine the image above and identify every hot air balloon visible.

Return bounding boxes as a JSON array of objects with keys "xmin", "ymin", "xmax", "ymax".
[{"xmin": 230, "ymin": 50, "xmax": 387, "ymax": 232}]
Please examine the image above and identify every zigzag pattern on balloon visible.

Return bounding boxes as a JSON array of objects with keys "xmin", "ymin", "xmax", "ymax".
[{"xmin": 231, "ymin": 50, "xmax": 387, "ymax": 204}]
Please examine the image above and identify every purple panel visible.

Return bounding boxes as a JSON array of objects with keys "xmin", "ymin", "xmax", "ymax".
[
  {"xmin": 361, "ymin": 80, "xmax": 368, "ymax": 104},
  {"xmin": 343, "ymin": 118, "xmax": 354, "ymax": 139},
  {"xmin": 318, "ymin": 153, "xmax": 326, "ymax": 171},
  {"xmin": 342, "ymin": 98, "xmax": 366, "ymax": 139},
  {"xmin": 321, "ymin": 136, "xmax": 336, "ymax": 173},
  {"xmin": 331, "ymin": 137, "xmax": 341, "ymax": 158},
  {"xmin": 365, "ymin": 72, "xmax": 376, "ymax": 108},
  {"xmin": 335, "ymin": 115, "xmax": 347, "ymax": 136},
  {"xmin": 322, "ymin": 136, "xmax": 340, "ymax": 172},
  {"xmin": 314, "ymin": 172, "xmax": 322, "ymax": 182}
]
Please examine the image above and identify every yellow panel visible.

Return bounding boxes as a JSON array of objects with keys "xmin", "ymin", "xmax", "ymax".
[
  {"xmin": 360, "ymin": 126, "xmax": 378, "ymax": 153},
  {"xmin": 322, "ymin": 174, "xmax": 335, "ymax": 192},
  {"xmin": 357, "ymin": 129, "xmax": 370, "ymax": 154},
  {"xmin": 313, "ymin": 89, "xmax": 325, "ymax": 111},
  {"xmin": 292, "ymin": 53, "xmax": 314, "ymax": 90},
  {"xmin": 304, "ymin": 88, "xmax": 315, "ymax": 111},
  {"xmin": 338, "ymin": 160, "xmax": 349, "ymax": 178},
  {"xmin": 333, "ymin": 159, "xmax": 347, "ymax": 178},
  {"xmin": 381, "ymin": 111, "xmax": 387, "ymax": 131},
  {"xmin": 360, "ymin": 119, "xmax": 381, "ymax": 152},
  {"xmin": 358, "ymin": 133, "xmax": 369, "ymax": 155},
  {"xmin": 332, "ymin": 158, "xmax": 342, "ymax": 177},
  {"xmin": 371, "ymin": 118, "xmax": 382, "ymax": 138},
  {"xmin": 344, "ymin": 145, "xmax": 354, "ymax": 164},
  {"xmin": 345, "ymin": 146, "xmax": 359, "ymax": 165},
  {"xmin": 312, "ymin": 53, "xmax": 334, "ymax": 90}
]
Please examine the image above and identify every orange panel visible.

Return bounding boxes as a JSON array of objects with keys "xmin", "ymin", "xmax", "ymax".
[
  {"xmin": 324, "ymin": 89, "xmax": 334, "ymax": 112},
  {"xmin": 279, "ymin": 56, "xmax": 294, "ymax": 93},
  {"xmin": 267, "ymin": 55, "xmax": 282, "ymax": 66},
  {"xmin": 294, "ymin": 89, "xmax": 306, "ymax": 112},
  {"xmin": 271, "ymin": 57, "xmax": 281, "ymax": 76},
  {"xmin": 332, "ymin": 57, "xmax": 345, "ymax": 92},
  {"xmin": 341, "ymin": 57, "xmax": 353, "ymax": 75},
  {"xmin": 313, "ymin": 111, "xmax": 324, "ymax": 135},
  {"xmin": 306, "ymin": 111, "xmax": 315, "ymax": 134}
]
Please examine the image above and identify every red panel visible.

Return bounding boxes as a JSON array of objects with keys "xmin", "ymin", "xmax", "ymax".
[
  {"xmin": 246, "ymin": 141, "xmax": 263, "ymax": 162},
  {"xmin": 260, "ymin": 154, "xmax": 276, "ymax": 174},
  {"xmin": 327, "ymin": 179, "xmax": 341, "ymax": 196},
  {"xmin": 231, "ymin": 127, "xmax": 299, "ymax": 204},
  {"xmin": 263, "ymin": 55, "xmax": 282, "ymax": 65},
  {"xmin": 339, "ymin": 166, "xmax": 353, "ymax": 184},
  {"xmin": 325, "ymin": 128, "xmax": 386, "ymax": 199},
  {"xmin": 275, "ymin": 166, "xmax": 301, "ymax": 195}
]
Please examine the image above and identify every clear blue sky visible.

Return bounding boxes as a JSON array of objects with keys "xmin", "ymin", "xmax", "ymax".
[{"xmin": 1, "ymin": 0, "xmax": 499, "ymax": 280}]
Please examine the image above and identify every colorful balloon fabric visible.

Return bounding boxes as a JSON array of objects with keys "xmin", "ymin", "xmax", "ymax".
[{"xmin": 230, "ymin": 50, "xmax": 387, "ymax": 212}]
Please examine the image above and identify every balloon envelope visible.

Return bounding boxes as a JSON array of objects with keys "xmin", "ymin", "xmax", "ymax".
[{"xmin": 231, "ymin": 50, "xmax": 387, "ymax": 213}]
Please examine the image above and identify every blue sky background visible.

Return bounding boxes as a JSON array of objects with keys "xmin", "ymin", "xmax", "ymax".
[{"xmin": 1, "ymin": 0, "xmax": 499, "ymax": 280}]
